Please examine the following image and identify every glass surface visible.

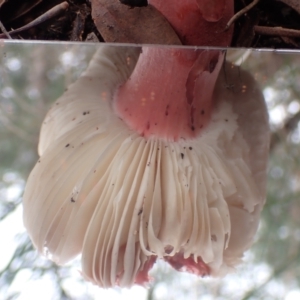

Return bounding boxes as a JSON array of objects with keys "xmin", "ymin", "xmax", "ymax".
[{"xmin": 0, "ymin": 41, "xmax": 300, "ymax": 300}]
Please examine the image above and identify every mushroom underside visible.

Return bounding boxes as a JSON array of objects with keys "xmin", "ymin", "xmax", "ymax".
[{"xmin": 23, "ymin": 46, "xmax": 269, "ymax": 287}]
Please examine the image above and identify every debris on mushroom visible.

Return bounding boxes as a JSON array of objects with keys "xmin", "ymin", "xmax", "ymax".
[{"xmin": 23, "ymin": 0, "xmax": 269, "ymax": 289}]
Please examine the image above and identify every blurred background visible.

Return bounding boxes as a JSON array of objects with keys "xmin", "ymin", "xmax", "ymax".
[{"xmin": 0, "ymin": 42, "xmax": 300, "ymax": 300}]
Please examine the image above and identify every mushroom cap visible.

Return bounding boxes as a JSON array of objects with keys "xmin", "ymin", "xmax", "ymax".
[
  {"xmin": 23, "ymin": 45, "xmax": 269, "ymax": 287},
  {"xmin": 148, "ymin": 0, "xmax": 234, "ymax": 46}
]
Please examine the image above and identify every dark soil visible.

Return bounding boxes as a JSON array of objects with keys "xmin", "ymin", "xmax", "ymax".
[{"xmin": 0, "ymin": 0, "xmax": 300, "ymax": 48}]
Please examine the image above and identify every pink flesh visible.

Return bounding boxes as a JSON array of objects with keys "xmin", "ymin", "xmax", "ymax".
[
  {"xmin": 115, "ymin": 249, "xmax": 210, "ymax": 286},
  {"xmin": 114, "ymin": 48, "xmax": 224, "ymax": 141},
  {"xmin": 134, "ymin": 256, "xmax": 157, "ymax": 285},
  {"xmin": 196, "ymin": 0, "xmax": 226, "ymax": 22},
  {"xmin": 165, "ymin": 253, "xmax": 210, "ymax": 277},
  {"xmin": 148, "ymin": 0, "xmax": 233, "ymax": 45}
]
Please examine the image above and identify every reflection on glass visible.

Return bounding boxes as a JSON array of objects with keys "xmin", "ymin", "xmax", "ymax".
[{"xmin": 1, "ymin": 42, "xmax": 300, "ymax": 300}]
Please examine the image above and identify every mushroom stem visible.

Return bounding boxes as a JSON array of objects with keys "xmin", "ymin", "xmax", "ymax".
[
  {"xmin": 113, "ymin": 0, "xmax": 234, "ymax": 141},
  {"xmin": 114, "ymin": 48, "xmax": 225, "ymax": 141}
]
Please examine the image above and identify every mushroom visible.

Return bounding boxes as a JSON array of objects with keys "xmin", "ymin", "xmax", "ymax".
[{"xmin": 23, "ymin": 0, "xmax": 269, "ymax": 288}]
